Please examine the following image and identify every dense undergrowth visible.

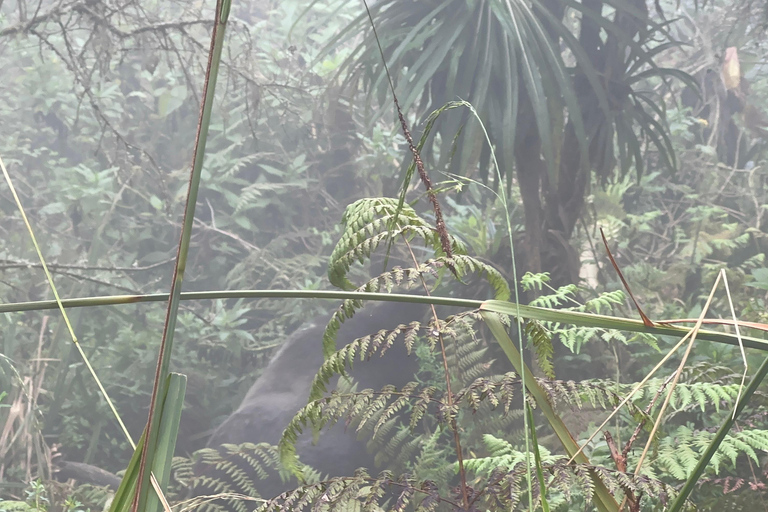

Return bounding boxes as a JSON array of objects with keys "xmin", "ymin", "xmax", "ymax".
[{"xmin": 1, "ymin": 0, "xmax": 768, "ymax": 510}]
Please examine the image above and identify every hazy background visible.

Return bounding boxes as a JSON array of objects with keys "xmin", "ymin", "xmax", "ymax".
[{"xmin": 1, "ymin": 0, "xmax": 767, "ymax": 508}]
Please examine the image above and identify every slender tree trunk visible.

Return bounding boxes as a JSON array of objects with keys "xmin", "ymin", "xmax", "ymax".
[{"xmin": 515, "ymin": 125, "xmax": 545, "ymax": 278}]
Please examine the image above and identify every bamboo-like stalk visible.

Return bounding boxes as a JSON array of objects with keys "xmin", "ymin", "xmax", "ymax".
[{"xmin": 131, "ymin": 0, "xmax": 231, "ymax": 510}]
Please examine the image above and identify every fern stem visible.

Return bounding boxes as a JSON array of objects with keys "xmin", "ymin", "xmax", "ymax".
[
  {"xmin": 400, "ymin": 236, "xmax": 469, "ymax": 508},
  {"xmin": 360, "ymin": 0, "xmax": 454, "ymax": 263},
  {"xmin": 666, "ymin": 355, "xmax": 768, "ymax": 512}
]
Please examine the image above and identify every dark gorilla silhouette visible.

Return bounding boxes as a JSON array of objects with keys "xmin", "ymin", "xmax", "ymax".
[{"xmin": 205, "ymin": 299, "xmax": 436, "ymax": 498}]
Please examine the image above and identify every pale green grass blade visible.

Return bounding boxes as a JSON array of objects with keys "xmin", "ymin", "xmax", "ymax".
[
  {"xmin": 482, "ymin": 312, "xmax": 620, "ymax": 512},
  {"xmin": 722, "ymin": 270, "xmax": 748, "ymax": 417},
  {"xmin": 631, "ymin": 270, "xmax": 722, "ymax": 479},
  {"xmin": 0, "ymin": 154, "xmax": 134, "ymax": 449}
]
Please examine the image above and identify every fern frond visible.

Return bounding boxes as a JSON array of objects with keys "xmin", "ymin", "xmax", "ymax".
[
  {"xmin": 537, "ymin": 379, "xmax": 648, "ymax": 422},
  {"xmin": 312, "ymin": 321, "xmax": 423, "ymax": 400},
  {"xmin": 467, "ymin": 437, "xmax": 675, "ymax": 510},
  {"xmin": 526, "ymin": 320, "xmax": 555, "ymax": 379},
  {"xmin": 582, "ymin": 290, "xmax": 626, "ymax": 315},
  {"xmin": 653, "ymin": 426, "xmax": 768, "ymax": 479},
  {"xmin": 441, "ymin": 254, "xmax": 510, "ymax": 301},
  {"xmin": 283, "ymin": 374, "xmax": 523, "ymax": 478},
  {"xmin": 253, "ymin": 470, "xmax": 447, "ymax": 512},
  {"xmin": 439, "ymin": 314, "xmax": 491, "ymax": 384},
  {"xmin": 528, "ymin": 283, "xmax": 580, "ymax": 309},
  {"xmin": 561, "ymin": 376, "xmax": 748, "ymax": 419},
  {"xmin": 520, "ymin": 272, "xmax": 552, "ymax": 292},
  {"xmin": 462, "ymin": 434, "xmax": 564, "ymax": 475},
  {"xmin": 452, "ymin": 373, "xmax": 519, "ymax": 418},
  {"xmin": 186, "ymin": 442, "xmax": 282, "ymax": 509},
  {"xmin": 329, "ymin": 198, "xmax": 468, "ymax": 290},
  {"xmin": 373, "ymin": 423, "xmax": 426, "ymax": 469},
  {"xmin": 520, "ymin": 283, "xmax": 661, "ymax": 353}
]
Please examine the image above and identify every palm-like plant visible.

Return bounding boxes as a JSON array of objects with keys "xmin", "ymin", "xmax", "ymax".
[{"xmin": 328, "ymin": 0, "xmax": 692, "ymax": 286}]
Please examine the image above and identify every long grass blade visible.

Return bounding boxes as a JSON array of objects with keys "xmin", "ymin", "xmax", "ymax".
[
  {"xmin": 3, "ymin": 145, "xmax": 173, "ymax": 512},
  {"xmin": 465, "ymin": 98, "xmax": 535, "ymax": 507},
  {"xmin": 0, "ymin": 154, "xmax": 134, "ymax": 447},
  {"xmin": 132, "ymin": 0, "xmax": 231, "ymax": 510},
  {"xmin": 482, "ymin": 312, "xmax": 620, "ymax": 512},
  {"xmin": 2, "ymin": 291, "xmax": 767, "ymax": 351}
]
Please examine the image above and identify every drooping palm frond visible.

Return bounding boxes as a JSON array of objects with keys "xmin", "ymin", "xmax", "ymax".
[
  {"xmin": 325, "ymin": 0, "xmax": 689, "ymax": 185},
  {"xmin": 318, "ymin": 0, "xmax": 696, "ymax": 285},
  {"xmin": 328, "ymin": 0, "xmax": 582, "ymax": 183}
]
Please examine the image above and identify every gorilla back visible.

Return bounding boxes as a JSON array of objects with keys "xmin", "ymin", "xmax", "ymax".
[{"xmin": 205, "ymin": 299, "xmax": 430, "ymax": 498}]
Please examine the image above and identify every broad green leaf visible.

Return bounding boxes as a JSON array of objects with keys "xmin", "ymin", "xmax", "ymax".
[{"xmin": 109, "ymin": 373, "xmax": 186, "ymax": 512}]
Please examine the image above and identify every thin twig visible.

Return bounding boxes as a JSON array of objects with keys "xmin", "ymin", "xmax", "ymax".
[
  {"xmin": 622, "ymin": 372, "xmax": 675, "ymax": 460},
  {"xmin": 0, "ymin": 258, "xmax": 175, "ymax": 272}
]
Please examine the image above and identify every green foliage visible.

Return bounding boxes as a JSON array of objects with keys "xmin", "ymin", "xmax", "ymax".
[
  {"xmin": 2, "ymin": 0, "xmax": 768, "ymax": 509},
  {"xmin": 330, "ymin": 0, "xmax": 686, "ymax": 183},
  {"xmin": 328, "ymin": 197, "xmax": 467, "ymax": 290},
  {"xmin": 280, "ymin": 373, "xmax": 520, "ymax": 477},
  {"xmin": 0, "ymin": 480, "xmax": 89, "ymax": 512},
  {"xmin": 655, "ymin": 426, "xmax": 768, "ymax": 479},
  {"xmin": 462, "ymin": 435, "xmax": 676, "ymax": 511},
  {"xmin": 312, "ymin": 319, "xmax": 423, "ymax": 400},
  {"xmin": 519, "ymin": 272, "xmax": 660, "ymax": 354},
  {"xmin": 174, "ymin": 443, "xmax": 281, "ymax": 512},
  {"xmin": 0, "ymin": 0, "xmax": 382, "ymax": 480},
  {"xmin": 322, "ymin": 196, "xmax": 510, "ymax": 358},
  {"xmin": 526, "ymin": 320, "xmax": 555, "ymax": 379},
  {"xmin": 463, "ymin": 434, "xmax": 562, "ymax": 475},
  {"xmin": 170, "ymin": 190, "xmax": 768, "ymax": 510}
]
